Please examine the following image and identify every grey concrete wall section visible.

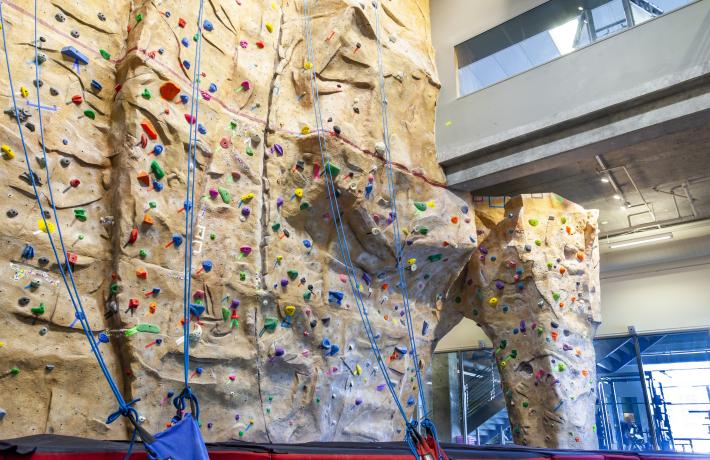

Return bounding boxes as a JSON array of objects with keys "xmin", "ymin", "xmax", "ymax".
[{"xmin": 436, "ymin": 0, "xmax": 710, "ymax": 167}]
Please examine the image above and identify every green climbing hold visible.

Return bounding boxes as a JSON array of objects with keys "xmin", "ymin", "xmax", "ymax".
[
  {"xmin": 239, "ymin": 431, "xmax": 244, "ymax": 437},
  {"xmin": 303, "ymin": 290, "xmax": 312, "ymax": 301},
  {"xmin": 239, "ymin": 271, "xmax": 246, "ymax": 281},
  {"xmin": 135, "ymin": 13, "xmax": 143, "ymax": 22},
  {"xmin": 547, "ymin": 262, "xmax": 553, "ymax": 269},
  {"xmin": 150, "ymin": 160, "xmax": 165, "ymax": 180},
  {"xmin": 558, "ymin": 363, "xmax": 567, "ymax": 372},
  {"xmin": 110, "ymin": 282, "xmax": 120, "ymax": 294},
  {"xmin": 125, "ymin": 323, "xmax": 160, "ymax": 337},
  {"xmin": 271, "ymin": 223, "xmax": 281, "ymax": 232},
  {"xmin": 552, "ymin": 292, "xmax": 560, "ymax": 301},
  {"xmin": 218, "ymin": 187, "xmax": 231, "ymax": 204},
  {"xmin": 73, "ymin": 208, "xmax": 87, "ymax": 221},
  {"xmin": 325, "ymin": 162, "xmax": 340, "ymax": 178},
  {"xmin": 418, "ymin": 227, "xmax": 429, "ymax": 235},
  {"xmin": 414, "ymin": 202, "xmax": 427, "ymax": 211},
  {"xmin": 561, "ymin": 216, "xmax": 567, "ymax": 224},
  {"xmin": 222, "ymin": 307, "xmax": 230, "ymax": 321},
  {"xmin": 454, "ymin": 296, "xmax": 461, "ymax": 303},
  {"xmin": 287, "ymin": 269, "xmax": 299, "ymax": 280},
  {"xmin": 299, "ymin": 201, "xmax": 310, "ymax": 210},
  {"xmin": 522, "ymin": 401, "xmax": 529, "ymax": 408},
  {"xmin": 210, "ymin": 232, "xmax": 216, "ymax": 240},
  {"xmin": 31, "ymin": 303, "xmax": 45, "ymax": 316},
  {"xmin": 528, "ymin": 218, "xmax": 539, "ymax": 226},
  {"xmin": 141, "ymin": 88, "xmax": 151, "ymax": 99},
  {"xmin": 99, "ymin": 49, "xmax": 110, "ymax": 60},
  {"xmin": 139, "ymin": 249, "xmax": 147, "ymax": 258},
  {"xmin": 230, "ymin": 121, "xmax": 237, "ymax": 129},
  {"xmin": 149, "ymin": 201, "xmax": 157, "ymax": 208},
  {"xmin": 427, "ymin": 253, "xmax": 442, "ymax": 262},
  {"xmin": 84, "ymin": 109, "xmax": 96, "ymax": 119},
  {"xmin": 245, "ymin": 146, "xmax": 254, "ymax": 156},
  {"xmin": 10, "ymin": 367, "xmax": 20, "ymax": 375},
  {"xmin": 534, "ymin": 239, "xmax": 542, "ymax": 246}
]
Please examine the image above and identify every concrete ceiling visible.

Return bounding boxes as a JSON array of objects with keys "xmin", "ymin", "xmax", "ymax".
[{"xmin": 473, "ymin": 123, "xmax": 710, "ymax": 237}]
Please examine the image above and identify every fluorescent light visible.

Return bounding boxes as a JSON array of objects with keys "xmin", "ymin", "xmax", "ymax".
[
  {"xmin": 609, "ymin": 232, "xmax": 673, "ymax": 249},
  {"xmin": 613, "ymin": 194, "xmax": 621, "ymax": 200},
  {"xmin": 601, "ymin": 177, "xmax": 609, "ymax": 183}
]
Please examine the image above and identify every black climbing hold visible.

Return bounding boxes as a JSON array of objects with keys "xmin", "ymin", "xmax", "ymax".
[
  {"xmin": 71, "ymin": 30, "xmax": 80, "ymax": 38},
  {"xmin": 25, "ymin": 122, "xmax": 35, "ymax": 132},
  {"xmin": 55, "ymin": 12, "xmax": 65, "ymax": 22},
  {"xmin": 250, "ymin": 134, "xmax": 261, "ymax": 146},
  {"xmin": 310, "ymin": 319, "xmax": 317, "ymax": 328},
  {"xmin": 34, "ymin": 79, "xmax": 43, "ymax": 88},
  {"xmin": 333, "ymin": 125, "xmax": 341, "ymax": 135},
  {"xmin": 6, "ymin": 209, "xmax": 17, "ymax": 218},
  {"xmin": 60, "ymin": 158, "xmax": 71, "ymax": 167},
  {"xmin": 321, "ymin": 317, "xmax": 330, "ymax": 326},
  {"xmin": 38, "ymin": 256, "xmax": 49, "ymax": 265},
  {"xmin": 98, "ymin": 12, "xmax": 106, "ymax": 21},
  {"xmin": 49, "ymin": 87, "xmax": 58, "ymax": 96},
  {"xmin": 18, "ymin": 297, "xmax": 30, "ymax": 306}
]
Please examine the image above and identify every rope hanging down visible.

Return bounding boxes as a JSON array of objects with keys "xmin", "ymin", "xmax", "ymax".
[
  {"xmin": 0, "ymin": 0, "xmax": 154, "ymax": 453},
  {"xmin": 302, "ymin": 2, "xmax": 440, "ymax": 459},
  {"xmin": 372, "ymin": 1, "xmax": 446, "ymax": 458},
  {"xmin": 174, "ymin": 0, "xmax": 207, "ymax": 422}
]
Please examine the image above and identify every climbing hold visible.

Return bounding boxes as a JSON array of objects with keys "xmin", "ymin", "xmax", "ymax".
[
  {"xmin": 203, "ymin": 20, "xmax": 214, "ymax": 31},
  {"xmin": 141, "ymin": 120, "xmax": 158, "ymax": 140},
  {"xmin": 1, "ymin": 144, "xmax": 14, "ymax": 159},
  {"xmin": 99, "ymin": 49, "xmax": 111, "ymax": 60},
  {"xmin": 160, "ymin": 82, "xmax": 181, "ymax": 100},
  {"xmin": 150, "ymin": 160, "xmax": 165, "ymax": 179},
  {"xmin": 61, "ymin": 46, "xmax": 89, "ymax": 65}
]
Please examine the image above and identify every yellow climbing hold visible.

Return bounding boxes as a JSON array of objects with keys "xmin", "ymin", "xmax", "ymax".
[
  {"xmin": 407, "ymin": 258, "xmax": 417, "ymax": 265},
  {"xmin": 20, "ymin": 86, "xmax": 29, "ymax": 97},
  {"xmin": 1, "ymin": 144, "xmax": 14, "ymax": 159},
  {"xmin": 303, "ymin": 61, "xmax": 313, "ymax": 70},
  {"xmin": 241, "ymin": 192, "xmax": 255, "ymax": 202},
  {"xmin": 38, "ymin": 219, "xmax": 56, "ymax": 233},
  {"xmin": 488, "ymin": 297, "xmax": 498, "ymax": 306},
  {"xmin": 354, "ymin": 364, "xmax": 362, "ymax": 375},
  {"xmin": 265, "ymin": 22, "xmax": 274, "ymax": 33},
  {"xmin": 300, "ymin": 125, "xmax": 311, "ymax": 135},
  {"xmin": 294, "ymin": 188, "xmax": 304, "ymax": 198},
  {"xmin": 284, "ymin": 305, "xmax": 296, "ymax": 316},
  {"xmin": 427, "ymin": 200, "xmax": 436, "ymax": 208}
]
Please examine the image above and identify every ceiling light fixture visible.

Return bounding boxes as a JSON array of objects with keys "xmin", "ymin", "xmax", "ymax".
[
  {"xmin": 613, "ymin": 194, "xmax": 621, "ymax": 200},
  {"xmin": 601, "ymin": 177, "xmax": 609, "ymax": 183},
  {"xmin": 609, "ymin": 232, "xmax": 673, "ymax": 249}
]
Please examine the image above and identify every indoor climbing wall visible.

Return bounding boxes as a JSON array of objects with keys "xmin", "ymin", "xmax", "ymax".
[
  {"xmin": 450, "ymin": 194, "xmax": 601, "ymax": 449},
  {"xmin": 0, "ymin": 0, "xmax": 479, "ymax": 443}
]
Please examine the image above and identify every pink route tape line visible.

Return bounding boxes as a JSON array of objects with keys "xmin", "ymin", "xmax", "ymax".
[{"xmin": 3, "ymin": 0, "xmax": 449, "ymax": 189}]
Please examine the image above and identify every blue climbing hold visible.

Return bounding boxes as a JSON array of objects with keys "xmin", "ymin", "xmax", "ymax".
[
  {"xmin": 171, "ymin": 234, "xmax": 183, "ymax": 247},
  {"xmin": 90, "ymin": 79, "xmax": 102, "ymax": 92},
  {"xmin": 328, "ymin": 344, "xmax": 340, "ymax": 356},
  {"xmin": 21, "ymin": 244, "xmax": 34, "ymax": 260},
  {"xmin": 328, "ymin": 291, "xmax": 343, "ymax": 305},
  {"xmin": 153, "ymin": 180, "xmax": 164, "ymax": 192},
  {"xmin": 61, "ymin": 46, "xmax": 89, "ymax": 65},
  {"xmin": 320, "ymin": 338, "xmax": 331, "ymax": 349},
  {"xmin": 197, "ymin": 124, "xmax": 206, "ymax": 135},
  {"xmin": 189, "ymin": 303, "xmax": 205, "ymax": 317},
  {"xmin": 406, "ymin": 395, "xmax": 415, "ymax": 406},
  {"xmin": 181, "ymin": 37, "xmax": 189, "ymax": 47},
  {"xmin": 303, "ymin": 239, "xmax": 312, "ymax": 249},
  {"xmin": 98, "ymin": 332, "xmax": 109, "ymax": 343},
  {"xmin": 208, "ymin": 83, "xmax": 217, "ymax": 93},
  {"xmin": 203, "ymin": 20, "xmax": 213, "ymax": 31},
  {"xmin": 180, "ymin": 94, "xmax": 189, "ymax": 104},
  {"xmin": 201, "ymin": 260, "xmax": 213, "ymax": 272},
  {"xmin": 183, "ymin": 60, "xmax": 191, "ymax": 69},
  {"xmin": 153, "ymin": 144, "xmax": 164, "ymax": 155}
]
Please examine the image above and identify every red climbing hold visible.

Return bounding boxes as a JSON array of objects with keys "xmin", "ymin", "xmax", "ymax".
[
  {"xmin": 71, "ymin": 95, "xmax": 83, "ymax": 104},
  {"xmin": 137, "ymin": 171, "xmax": 150, "ymax": 187},
  {"xmin": 184, "ymin": 114, "xmax": 196, "ymax": 125},
  {"xmin": 127, "ymin": 227, "xmax": 139, "ymax": 245},
  {"xmin": 66, "ymin": 251, "xmax": 78, "ymax": 265},
  {"xmin": 256, "ymin": 41, "xmax": 265, "ymax": 48},
  {"xmin": 160, "ymin": 81, "xmax": 181, "ymax": 101},
  {"xmin": 69, "ymin": 178, "xmax": 81, "ymax": 187},
  {"xmin": 140, "ymin": 133, "xmax": 148, "ymax": 149},
  {"xmin": 178, "ymin": 18, "xmax": 186, "ymax": 27}
]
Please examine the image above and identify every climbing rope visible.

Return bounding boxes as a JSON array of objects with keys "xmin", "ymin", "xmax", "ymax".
[
  {"xmin": 302, "ymin": 1, "xmax": 426, "ymax": 458},
  {"xmin": 372, "ymin": 2, "xmax": 445, "ymax": 459},
  {"xmin": 0, "ymin": 0, "xmax": 152, "ymax": 453},
  {"xmin": 174, "ymin": 0, "xmax": 207, "ymax": 422}
]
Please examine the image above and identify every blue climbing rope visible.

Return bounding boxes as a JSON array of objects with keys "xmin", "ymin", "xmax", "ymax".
[
  {"xmin": 301, "ymin": 1, "xmax": 423, "ymax": 457},
  {"xmin": 372, "ymin": 2, "xmax": 444, "ymax": 458},
  {"xmin": 0, "ymin": 0, "xmax": 143, "ymax": 432},
  {"xmin": 175, "ymin": 0, "xmax": 206, "ymax": 420}
]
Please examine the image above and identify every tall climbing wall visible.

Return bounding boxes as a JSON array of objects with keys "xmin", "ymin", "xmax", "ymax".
[
  {"xmin": 0, "ymin": 0, "xmax": 478, "ymax": 443},
  {"xmin": 449, "ymin": 194, "xmax": 601, "ymax": 449}
]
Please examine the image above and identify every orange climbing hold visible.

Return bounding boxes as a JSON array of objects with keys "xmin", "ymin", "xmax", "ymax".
[
  {"xmin": 576, "ymin": 251, "xmax": 585, "ymax": 261},
  {"xmin": 141, "ymin": 120, "xmax": 158, "ymax": 140},
  {"xmin": 137, "ymin": 171, "xmax": 150, "ymax": 186},
  {"xmin": 143, "ymin": 214, "xmax": 154, "ymax": 225},
  {"xmin": 450, "ymin": 216, "xmax": 459, "ymax": 224},
  {"xmin": 160, "ymin": 81, "xmax": 181, "ymax": 101},
  {"xmin": 136, "ymin": 268, "xmax": 148, "ymax": 279}
]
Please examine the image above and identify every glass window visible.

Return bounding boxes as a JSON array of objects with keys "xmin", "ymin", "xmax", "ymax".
[
  {"xmin": 454, "ymin": 0, "xmax": 696, "ymax": 96},
  {"xmin": 430, "ymin": 351, "xmax": 463, "ymax": 443},
  {"xmin": 640, "ymin": 331, "xmax": 710, "ymax": 453}
]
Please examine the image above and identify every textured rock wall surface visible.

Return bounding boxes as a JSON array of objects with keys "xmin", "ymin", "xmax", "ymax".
[
  {"xmin": 0, "ymin": 0, "xmax": 479, "ymax": 442},
  {"xmin": 448, "ymin": 194, "xmax": 601, "ymax": 448}
]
